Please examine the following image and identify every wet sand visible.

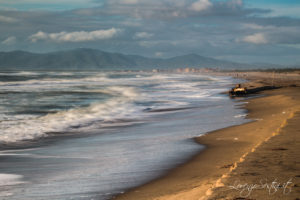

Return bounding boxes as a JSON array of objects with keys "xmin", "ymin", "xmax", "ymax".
[{"xmin": 114, "ymin": 72, "xmax": 300, "ymax": 200}]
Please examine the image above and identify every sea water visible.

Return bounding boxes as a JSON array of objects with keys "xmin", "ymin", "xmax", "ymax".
[{"xmin": 0, "ymin": 71, "xmax": 248, "ymax": 199}]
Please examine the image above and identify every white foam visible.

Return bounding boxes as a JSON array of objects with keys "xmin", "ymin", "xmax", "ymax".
[
  {"xmin": 0, "ymin": 174, "xmax": 25, "ymax": 186},
  {"xmin": 234, "ymin": 114, "xmax": 247, "ymax": 118},
  {"xmin": 0, "ymin": 86, "xmax": 142, "ymax": 143},
  {"xmin": 0, "ymin": 71, "xmax": 40, "ymax": 76},
  {"xmin": 0, "ymin": 72, "xmax": 232, "ymax": 143}
]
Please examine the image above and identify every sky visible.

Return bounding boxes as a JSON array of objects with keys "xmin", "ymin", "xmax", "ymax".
[{"xmin": 0, "ymin": 0, "xmax": 300, "ymax": 65}]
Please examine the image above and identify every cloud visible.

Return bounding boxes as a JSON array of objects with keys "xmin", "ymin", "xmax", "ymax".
[
  {"xmin": 122, "ymin": 19, "xmax": 142, "ymax": 27},
  {"xmin": 119, "ymin": 0, "xmax": 139, "ymax": 4},
  {"xmin": 138, "ymin": 40, "xmax": 162, "ymax": 48},
  {"xmin": 241, "ymin": 33, "xmax": 268, "ymax": 44},
  {"xmin": 189, "ymin": 0, "xmax": 212, "ymax": 12},
  {"xmin": 267, "ymin": 27, "xmax": 300, "ymax": 45},
  {"xmin": 239, "ymin": 25, "xmax": 300, "ymax": 45},
  {"xmin": 155, "ymin": 52, "xmax": 163, "ymax": 57},
  {"xmin": 242, "ymin": 23, "xmax": 265, "ymax": 30},
  {"xmin": 1, "ymin": 0, "xmax": 300, "ymax": 65},
  {"xmin": 29, "ymin": 28, "xmax": 121, "ymax": 42},
  {"xmin": 0, "ymin": 15, "xmax": 17, "ymax": 23},
  {"xmin": 75, "ymin": 0, "xmax": 266, "ymax": 20},
  {"xmin": 1, "ymin": 36, "xmax": 16, "ymax": 45},
  {"xmin": 226, "ymin": 0, "xmax": 243, "ymax": 9},
  {"xmin": 134, "ymin": 32, "xmax": 153, "ymax": 39}
]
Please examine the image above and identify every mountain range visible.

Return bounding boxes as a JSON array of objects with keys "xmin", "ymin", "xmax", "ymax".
[{"xmin": 0, "ymin": 48, "xmax": 268, "ymax": 70}]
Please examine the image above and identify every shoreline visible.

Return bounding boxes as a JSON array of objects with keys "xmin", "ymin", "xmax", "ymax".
[
  {"xmin": 114, "ymin": 72, "xmax": 300, "ymax": 200},
  {"xmin": 0, "ymin": 72, "xmax": 246, "ymax": 200}
]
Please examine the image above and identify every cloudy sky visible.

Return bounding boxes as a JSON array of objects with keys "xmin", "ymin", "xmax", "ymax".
[{"xmin": 0, "ymin": 0, "xmax": 300, "ymax": 65}]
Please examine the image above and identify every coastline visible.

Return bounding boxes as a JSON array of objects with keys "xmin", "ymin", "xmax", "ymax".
[
  {"xmin": 114, "ymin": 72, "xmax": 300, "ymax": 200},
  {"xmin": 0, "ymin": 71, "xmax": 246, "ymax": 200}
]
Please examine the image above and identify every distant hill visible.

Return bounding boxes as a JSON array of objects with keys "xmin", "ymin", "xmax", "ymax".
[{"xmin": 0, "ymin": 48, "xmax": 257, "ymax": 70}]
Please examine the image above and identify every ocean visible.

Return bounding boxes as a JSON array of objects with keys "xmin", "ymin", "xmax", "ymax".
[{"xmin": 0, "ymin": 71, "xmax": 248, "ymax": 199}]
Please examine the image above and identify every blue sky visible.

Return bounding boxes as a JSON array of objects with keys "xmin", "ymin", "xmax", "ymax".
[{"xmin": 1, "ymin": 0, "xmax": 300, "ymax": 65}]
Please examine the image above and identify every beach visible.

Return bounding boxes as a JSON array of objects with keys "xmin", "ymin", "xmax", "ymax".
[
  {"xmin": 1, "ymin": 0, "xmax": 300, "ymax": 199},
  {"xmin": 115, "ymin": 71, "xmax": 300, "ymax": 200},
  {"xmin": 0, "ymin": 71, "xmax": 249, "ymax": 199},
  {"xmin": 1, "ymin": 71, "xmax": 299, "ymax": 199},
  {"xmin": 1, "ymin": 0, "xmax": 299, "ymax": 199}
]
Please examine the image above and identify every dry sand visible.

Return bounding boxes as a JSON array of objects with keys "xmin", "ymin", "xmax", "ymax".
[{"xmin": 114, "ymin": 72, "xmax": 300, "ymax": 200}]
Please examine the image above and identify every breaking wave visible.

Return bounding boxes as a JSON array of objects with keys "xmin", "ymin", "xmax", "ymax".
[
  {"xmin": 0, "ymin": 71, "xmax": 231, "ymax": 143},
  {"xmin": 0, "ymin": 86, "xmax": 141, "ymax": 143}
]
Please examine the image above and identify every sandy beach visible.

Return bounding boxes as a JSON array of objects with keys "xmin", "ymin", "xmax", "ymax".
[
  {"xmin": 2, "ymin": 1, "xmax": 300, "ymax": 199},
  {"xmin": 114, "ymin": 71, "xmax": 300, "ymax": 200}
]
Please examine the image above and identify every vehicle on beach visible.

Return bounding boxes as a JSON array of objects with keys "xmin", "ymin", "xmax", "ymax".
[{"xmin": 229, "ymin": 84, "xmax": 247, "ymax": 96}]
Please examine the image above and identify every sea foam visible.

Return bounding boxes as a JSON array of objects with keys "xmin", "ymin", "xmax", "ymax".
[{"xmin": 0, "ymin": 71, "xmax": 231, "ymax": 144}]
